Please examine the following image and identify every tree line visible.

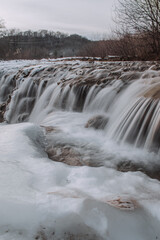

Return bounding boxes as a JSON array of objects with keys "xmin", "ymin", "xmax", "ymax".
[
  {"xmin": 0, "ymin": 0, "xmax": 160, "ymax": 60},
  {"xmin": 0, "ymin": 27, "xmax": 89, "ymax": 60}
]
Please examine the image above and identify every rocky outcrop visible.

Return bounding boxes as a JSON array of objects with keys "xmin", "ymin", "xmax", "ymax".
[
  {"xmin": 85, "ymin": 115, "xmax": 108, "ymax": 130},
  {"xmin": 42, "ymin": 125, "xmax": 83, "ymax": 166},
  {"xmin": 143, "ymin": 84, "xmax": 160, "ymax": 100},
  {"xmin": 117, "ymin": 160, "xmax": 160, "ymax": 181},
  {"xmin": 46, "ymin": 146, "xmax": 83, "ymax": 166}
]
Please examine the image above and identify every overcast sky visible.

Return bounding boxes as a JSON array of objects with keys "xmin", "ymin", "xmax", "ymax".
[{"xmin": 0, "ymin": 0, "xmax": 117, "ymax": 39}]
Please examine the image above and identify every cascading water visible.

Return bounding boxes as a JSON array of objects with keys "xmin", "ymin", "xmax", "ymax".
[{"xmin": 0, "ymin": 59, "xmax": 160, "ymax": 171}]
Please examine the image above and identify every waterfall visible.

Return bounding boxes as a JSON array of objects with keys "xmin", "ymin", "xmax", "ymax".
[{"xmin": 0, "ymin": 59, "xmax": 160, "ymax": 152}]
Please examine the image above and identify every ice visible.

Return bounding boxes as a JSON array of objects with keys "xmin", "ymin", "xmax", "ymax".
[{"xmin": 0, "ymin": 123, "xmax": 159, "ymax": 239}]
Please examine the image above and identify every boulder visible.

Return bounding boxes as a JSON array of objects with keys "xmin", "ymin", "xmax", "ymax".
[
  {"xmin": 46, "ymin": 146, "xmax": 83, "ymax": 166},
  {"xmin": 85, "ymin": 115, "xmax": 108, "ymax": 130},
  {"xmin": 117, "ymin": 160, "xmax": 160, "ymax": 181}
]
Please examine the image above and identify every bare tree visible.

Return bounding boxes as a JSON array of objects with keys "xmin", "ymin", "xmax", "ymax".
[{"xmin": 116, "ymin": 0, "xmax": 160, "ymax": 56}]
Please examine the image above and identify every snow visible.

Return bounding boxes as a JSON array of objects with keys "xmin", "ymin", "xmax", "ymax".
[{"xmin": 0, "ymin": 123, "xmax": 160, "ymax": 239}]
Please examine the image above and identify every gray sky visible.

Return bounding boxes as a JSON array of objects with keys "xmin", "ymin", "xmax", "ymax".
[{"xmin": 0, "ymin": 0, "xmax": 117, "ymax": 39}]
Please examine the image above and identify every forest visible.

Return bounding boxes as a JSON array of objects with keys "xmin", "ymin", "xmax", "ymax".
[{"xmin": 0, "ymin": 28, "xmax": 89, "ymax": 59}]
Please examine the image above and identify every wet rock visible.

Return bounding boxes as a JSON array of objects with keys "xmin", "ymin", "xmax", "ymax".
[
  {"xmin": 120, "ymin": 72, "xmax": 141, "ymax": 82},
  {"xmin": 46, "ymin": 146, "xmax": 83, "ymax": 166},
  {"xmin": 42, "ymin": 125, "xmax": 84, "ymax": 166},
  {"xmin": 41, "ymin": 125, "xmax": 61, "ymax": 134},
  {"xmin": 0, "ymin": 111, "xmax": 4, "ymax": 123},
  {"xmin": 0, "ymin": 103, "xmax": 6, "ymax": 122},
  {"xmin": 150, "ymin": 64, "xmax": 160, "ymax": 71},
  {"xmin": 85, "ymin": 115, "xmax": 108, "ymax": 130},
  {"xmin": 117, "ymin": 161, "xmax": 160, "ymax": 181},
  {"xmin": 109, "ymin": 71, "xmax": 122, "ymax": 78},
  {"xmin": 143, "ymin": 85, "xmax": 160, "ymax": 100},
  {"xmin": 43, "ymin": 125, "xmax": 102, "ymax": 167},
  {"xmin": 46, "ymin": 143, "xmax": 103, "ymax": 167},
  {"xmin": 0, "ymin": 103, "xmax": 6, "ymax": 112}
]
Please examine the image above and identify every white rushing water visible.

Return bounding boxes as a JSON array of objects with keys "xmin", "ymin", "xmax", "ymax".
[{"xmin": 0, "ymin": 58, "xmax": 160, "ymax": 239}]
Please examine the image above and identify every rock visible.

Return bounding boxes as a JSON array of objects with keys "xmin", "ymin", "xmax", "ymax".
[
  {"xmin": 150, "ymin": 64, "xmax": 160, "ymax": 71},
  {"xmin": 0, "ymin": 111, "xmax": 4, "ymax": 123},
  {"xmin": 120, "ymin": 72, "xmax": 141, "ymax": 82},
  {"xmin": 0, "ymin": 103, "xmax": 6, "ymax": 112},
  {"xmin": 85, "ymin": 115, "xmax": 108, "ymax": 130},
  {"xmin": 46, "ymin": 146, "xmax": 83, "ymax": 166},
  {"xmin": 0, "ymin": 103, "xmax": 6, "ymax": 122},
  {"xmin": 103, "ymin": 197, "xmax": 138, "ymax": 211},
  {"xmin": 42, "ymin": 125, "xmax": 84, "ymax": 166},
  {"xmin": 117, "ymin": 160, "xmax": 160, "ymax": 181},
  {"xmin": 41, "ymin": 125, "xmax": 61, "ymax": 133},
  {"xmin": 143, "ymin": 85, "xmax": 160, "ymax": 100}
]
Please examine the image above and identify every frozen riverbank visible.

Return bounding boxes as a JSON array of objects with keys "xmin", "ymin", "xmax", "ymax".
[{"xmin": 0, "ymin": 122, "xmax": 160, "ymax": 240}]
